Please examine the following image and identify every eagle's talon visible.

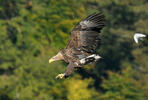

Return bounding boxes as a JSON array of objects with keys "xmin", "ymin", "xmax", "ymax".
[{"xmin": 56, "ymin": 73, "xmax": 65, "ymax": 79}]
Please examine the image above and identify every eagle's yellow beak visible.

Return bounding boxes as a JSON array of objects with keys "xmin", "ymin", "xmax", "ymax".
[{"xmin": 49, "ymin": 58, "xmax": 54, "ymax": 63}]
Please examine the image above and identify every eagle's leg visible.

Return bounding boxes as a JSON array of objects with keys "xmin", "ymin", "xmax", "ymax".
[{"xmin": 56, "ymin": 62, "xmax": 74, "ymax": 79}]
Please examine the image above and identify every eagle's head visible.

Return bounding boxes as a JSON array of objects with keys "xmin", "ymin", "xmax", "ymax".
[{"xmin": 49, "ymin": 51, "xmax": 64, "ymax": 63}]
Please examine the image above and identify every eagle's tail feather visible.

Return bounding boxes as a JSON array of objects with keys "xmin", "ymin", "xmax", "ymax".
[{"xmin": 80, "ymin": 54, "xmax": 101, "ymax": 64}]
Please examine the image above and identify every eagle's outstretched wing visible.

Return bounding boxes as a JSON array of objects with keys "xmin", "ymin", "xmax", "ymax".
[{"xmin": 66, "ymin": 13, "xmax": 105, "ymax": 53}]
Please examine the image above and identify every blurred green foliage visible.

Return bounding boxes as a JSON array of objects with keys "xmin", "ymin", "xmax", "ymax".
[{"xmin": 0, "ymin": 0, "xmax": 148, "ymax": 100}]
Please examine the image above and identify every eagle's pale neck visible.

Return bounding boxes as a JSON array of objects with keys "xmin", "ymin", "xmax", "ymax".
[
  {"xmin": 55, "ymin": 52, "xmax": 64, "ymax": 60},
  {"xmin": 49, "ymin": 52, "xmax": 64, "ymax": 63}
]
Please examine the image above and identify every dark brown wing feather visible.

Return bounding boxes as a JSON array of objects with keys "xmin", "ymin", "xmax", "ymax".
[{"xmin": 66, "ymin": 13, "xmax": 105, "ymax": 53}]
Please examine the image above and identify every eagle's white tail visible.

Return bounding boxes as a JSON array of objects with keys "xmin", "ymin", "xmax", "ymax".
[{"xmin": 80, "ymin": 54, "xmax": 101, "ymax": 64}]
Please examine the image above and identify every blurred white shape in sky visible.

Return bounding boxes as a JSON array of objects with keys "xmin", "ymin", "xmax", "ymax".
[{"xmin": 134, "ymin": 33, "xmax": 146, "ymax": 43}]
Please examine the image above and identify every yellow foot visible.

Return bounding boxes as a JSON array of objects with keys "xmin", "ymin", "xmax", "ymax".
[{"xmin": 56, "ymin": 73, "xmax": 65, "ymax": 79}]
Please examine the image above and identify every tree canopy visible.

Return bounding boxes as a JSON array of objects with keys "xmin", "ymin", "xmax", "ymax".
[{"xmin": 0, "ymin": 0, "xmax": 148, "ymax": 100}]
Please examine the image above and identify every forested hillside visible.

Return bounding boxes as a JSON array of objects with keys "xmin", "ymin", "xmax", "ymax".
[{"xmin": 0, "ymin": 0, "xmax": 148, "ymax": 100}]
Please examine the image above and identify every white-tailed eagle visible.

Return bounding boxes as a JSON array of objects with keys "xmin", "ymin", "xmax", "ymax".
[{"xmin": 49, "ymin": 13, "xmax": 105, "ymax": 79}]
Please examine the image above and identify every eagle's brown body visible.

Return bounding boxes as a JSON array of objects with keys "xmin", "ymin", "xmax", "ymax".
[{"xmin": 49, "ymin": 13, "xmax": 105, "ymax": 79}]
